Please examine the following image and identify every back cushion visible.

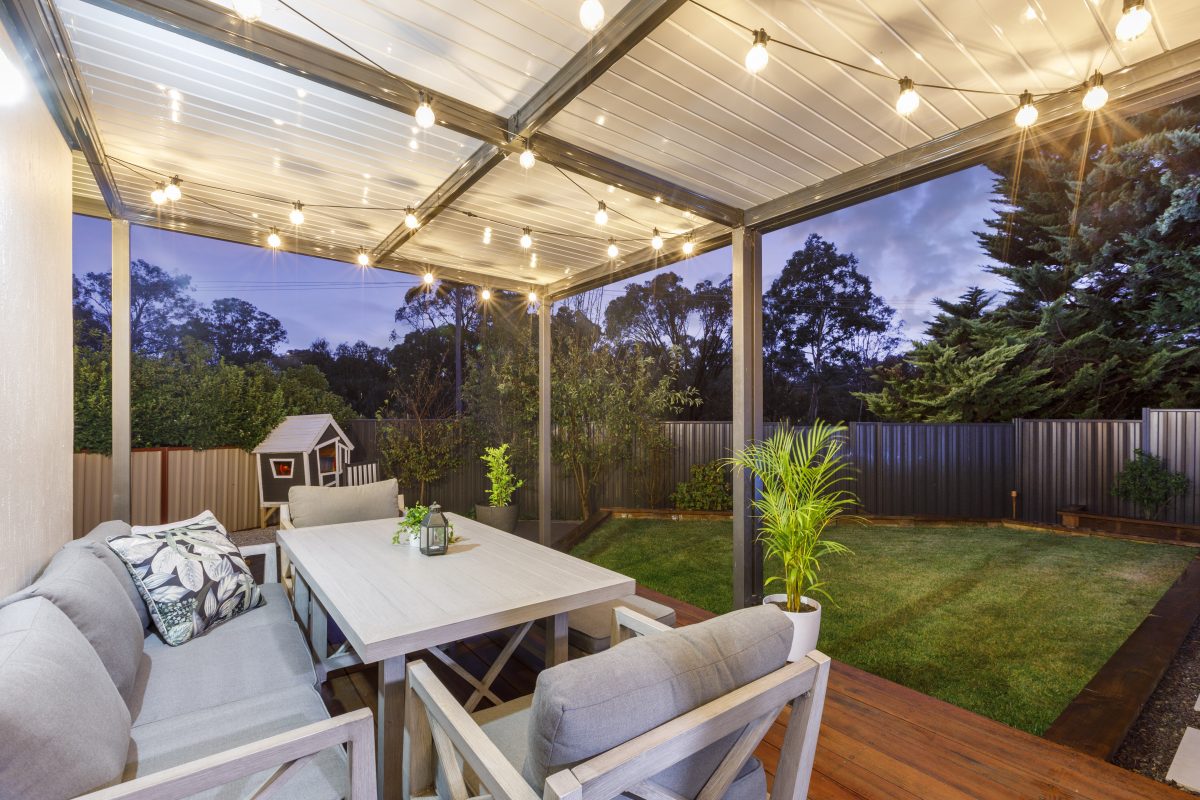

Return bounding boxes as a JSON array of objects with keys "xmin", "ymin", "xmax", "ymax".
[
  {"xmin": 0, "ymin": 598, "xmax": 132, "ymax": 799},
  {"xmin": 524, "ymin": 605, "xmax": 792, "ymax": 792},
  {"xmin": 71, "ymin": 519, "xmax": 151, "ymax": 630},
  {"xmin": 288, "ymin": 478, "xmax": 399, "ymax": 528},
  {"xmin": 4, "ymin": 546, "xmax": 145, "ymax": 704}
]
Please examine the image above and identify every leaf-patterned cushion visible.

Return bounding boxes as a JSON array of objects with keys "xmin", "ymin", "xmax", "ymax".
[{"xmin": 105, "ymin": 511, "xmax": 265, "ymax": 646}]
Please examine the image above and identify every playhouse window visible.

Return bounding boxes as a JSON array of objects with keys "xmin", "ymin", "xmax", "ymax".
[
  {"xmin": 270, "ymin": 458, "xmax": 294, "ymax": 479},
  {"xmin": 318, "ymin": 443, "xmax": 338, "ymax": 475}
]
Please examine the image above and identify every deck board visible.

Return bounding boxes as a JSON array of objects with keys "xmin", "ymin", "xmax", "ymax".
[{"xmin": 322, "ymin": 586, "xmax": 1190, "ymax": 800}]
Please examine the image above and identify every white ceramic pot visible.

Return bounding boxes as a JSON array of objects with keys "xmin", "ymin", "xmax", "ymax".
[{"xmin": 763, "ymin": 594, "xmax": 822, "ymax": 662}]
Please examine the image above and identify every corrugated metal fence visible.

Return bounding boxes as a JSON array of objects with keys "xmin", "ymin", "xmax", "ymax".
[{"xmin": 1143, "ymin": 409, "xmax": 1200, "ymax": 524}]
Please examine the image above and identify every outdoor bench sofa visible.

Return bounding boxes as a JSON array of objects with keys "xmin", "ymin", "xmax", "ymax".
[{"xmin": 0, "ymin": 520, "xmax": 375, "ymax": 800}]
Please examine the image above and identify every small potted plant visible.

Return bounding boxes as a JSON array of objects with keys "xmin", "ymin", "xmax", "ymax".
[
  {"xmin": 393, "ymin": 503, "xmax": 428, "ymax": 547},
  {"xmin": 476, "ymin": 444, "xmax": 524, "ymax": 533},
  {"xmin": 728, "ymin": 421, "xmax": 856, "ymax": 661}
]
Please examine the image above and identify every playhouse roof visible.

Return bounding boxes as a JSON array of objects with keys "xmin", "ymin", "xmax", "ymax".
[{"xmin": 253, "ymin": 414, "xmax": 354, "ymax": 455}]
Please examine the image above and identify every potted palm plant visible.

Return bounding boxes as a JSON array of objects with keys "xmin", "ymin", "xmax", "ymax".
[
  {"xmin": 728, "ymin": 421, "xmax": 856, "ymax": 661},
  {"xmin": 476, "ymin": 444, "xmax": 524, "ymax": 533}
]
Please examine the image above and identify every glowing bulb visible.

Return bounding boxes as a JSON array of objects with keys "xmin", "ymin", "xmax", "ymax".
[
  {"xmin": 1115, "ymin": 0, "xmax": 1151, "ymax": 42},
  {"xmin": 164, "ymin": 176, "xmax": 182, "ymax": 202},
  {"xmin": 482, "ymin": 226, "xmax": 492, "ymax": 245},
  {"xmin": 423, "ymin": 271, "xmax": 434, "ymax": 285},
  {"xmin": 745, "ymin": 29, "xmax": 769, "ymax": 74},
  {"xmin": 594, "ymin": 201, "xmax": 608, "ymax": 226},
  {"xmin": 404, "ymin": 208, "xmax": 420, "ymax": 229},
  {"xmin": 896, "ymin": 77, "xmax": 920, "ymax": 116},
  {"xmin": 1082, "ymin": 72, "xmax": 1108, "ymax": 112},
  {"xmin": 267, "ymin": 228, "xmax": 281, "ymax": 249},
  {"xmin": 682, "ymin": 236, "xmax": 695, "ymax": 256},
  {"xmin": 414, "ymin": 93, "xmax": 435, "ymax": 129},
  {"xmin": 607, "ymin": 239, "xmax": 618, "ymax": 259},
  {"xmin": 520, "ymin": 227, "xmax": 533, "ymax": 249},
  {"xmin": 150, "ymin": 183, "xmax": 167, "ymax": 205},
  {"xmin": 232, "ymin": 0, "xmax": 261, "ymax": 21},
  {"xmin": 519, "ymin": 146, "xmax": 535, "ymax": 169},
  {"xmin": 579, "ymin": 0, "xmax": 604, "ymax": 32},
  {"xmin": 289, "ymin": 202, "xmax": 305, "ymax": 226},
  {"xmin": 0, "ymin": 49, "xmax": 26, "ymax": 105},
  {"xmin": 356, "ymin": 248, "xmax": 369, "ymax": 266},
  {"xmin": 651, "ymin": 229, "xmax": 663, "ymax": 250},
  {"xmin": 1014, "ymin": 91, "xmax": 1038, "ymax": 128},
  {"xmin": 528, "ymin": 290, "xmax": 538, "ymax": 303},
  {"xmin": 481, "ymin": 288, "xmax": 491, "ymax": 301}
]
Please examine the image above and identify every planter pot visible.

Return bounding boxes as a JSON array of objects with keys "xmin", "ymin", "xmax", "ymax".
[
  {"xmin": 476, "ymin": 504, "xmax": 518, "ymax": 533},
  {"xmin": 763, "ymin": 594, "xmax": 822, "ymax": 662}
]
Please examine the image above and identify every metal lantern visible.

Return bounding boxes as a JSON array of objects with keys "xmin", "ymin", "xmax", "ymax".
[{"xmin": 419, "ymin": 502, "xmax": 449, "ymax": 556}]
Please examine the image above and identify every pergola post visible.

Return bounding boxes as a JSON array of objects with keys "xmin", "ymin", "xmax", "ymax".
[
  {"xmin": 111, "ymin": 219, "xmax": 131, "ymax": 523},
  {"xmin": 538, "ymin": 299, "xmax": 552, "ymax": 547},
  {"xmin": 731, "ymin": 226, "xmax": 763, "ymax": 609}
]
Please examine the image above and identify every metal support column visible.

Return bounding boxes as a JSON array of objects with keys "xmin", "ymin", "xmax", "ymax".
[
  {"xmin": 537, "ymin": 300, "xmax": 552, "ymax": 546},
  {"xmin": 731, "ymin": 226, "xmax": 763, "ymax": 609},
  {"xmin": 111, "ymin": 219, "xmax": 131, "ymax": 522}
]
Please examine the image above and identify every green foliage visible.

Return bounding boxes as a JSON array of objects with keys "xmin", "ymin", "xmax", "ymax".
[
  {"xmin": 727, "ymin": 422, "xmax": 856, "ymax": 611},
  {"xmin": 481, "ymin": 444, "xmax": 523, "ymax": 507},
  {"xmin": 1112, "ymin": 449, "xmax": 1190, "ymax": 520},
  {"xmin": 670, "ymin": 460, "xmax": 732, "ymax": 511},
  {"xmin": 377, "ymin": 419, "xmax": 462, "ymax": 505},
  {"xmin": 393, "ymin": 503, "xmax": 428, "ymax": 544}
]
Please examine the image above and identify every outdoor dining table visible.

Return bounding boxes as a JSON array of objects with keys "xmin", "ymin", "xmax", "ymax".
[{"xmin": 276, "ymin": 513, "xmax": 636, "ymax": 800}]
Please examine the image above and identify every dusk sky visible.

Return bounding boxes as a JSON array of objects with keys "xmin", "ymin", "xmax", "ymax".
[{"xmin": 73, "ymin": 164, "xmax": 1010, "ymax": 350}]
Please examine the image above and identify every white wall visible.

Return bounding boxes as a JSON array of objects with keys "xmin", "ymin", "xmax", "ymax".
[{"xmin": 0, "ymin": 27, "xmax": 74, "ymax": 594}]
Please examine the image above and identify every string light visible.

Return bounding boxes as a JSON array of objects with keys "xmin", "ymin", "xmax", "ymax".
[
  {"xmin": 1014, "ymin": 91, "xmax": 1038, "ymax": 128},
  {"xmin": 745, "ymin": 29, "xmax": 769, "ymax": 74},
  {"xmin": 520, "ymin": 227, "xmax": 533, "ymax": 249},
  {"xmin": 404, "ymin": 208, "xmax": 420, "ymax": 229},
  {"xmin": 594, "ymin": 201, "xmax": 608, "ymax": 226},
  {"xmin": 289, "ymin": 202, "xmax": 305, "ymax": 226},
  {"xmin": 651, "ymin": 229, "xmax": 663, "ymax": 250},
  {"xmin": 0, "ymin": 48, "xmax": 25, "ymax": 105},
  {"xmin": 682, "ymin": 234, "xmax": 695, "ymax": 255},
  {"xmin": 519, "ymin": 142, "xmax": 536, "ymax": 170},
  {"xmin": 356, "ymin": 248, "xmax": 369, "ymax": 266},
  {"xmin": 231, "ymin": 0, "xmax": 261, "ymax": 21},
  {"xmin": 895, "ymin": 77, "xmax": 920, "ymax": 116},
  {"xmin": 1082, "ymin": 72, "xmax": 1108, "ymax": 112},
  {"xmin": 414, "ymin": 92, "xmax": 435, "ymax": 129},
  {"xmin": 423, "ymin": 271, "xmax": 434, "ymax": 285},
  {"xmin": 1115, "ymin": 0, "xmax": 1151, "ymax": 42},
  {"xmin": 266, "ymin": 228, "xmax": 281, "ymax": 249},
  {"xmin": 607, "ymin": 239, "xmax": 618, "ymax": 259},
  {"xmin": 528, "ymin": 290, "xmax": 538, "ymax": 303},
  {"xmin": 164, "ymin": 176, "xmax": 182, "ymax": 202},
  {"xmin": 579, "ymin": 0, "xmax": 604, "ymax": 32},
  {"xmin": 150, "ymin": 183, "xmax": 167, "ymax": 205},
  {"xmin": 482, "ymin": 226, "xmax": 492, "ymax": 244},
  {"xmin": 481, "ymin": 288, "xmax": 491, "ymax": 301}
]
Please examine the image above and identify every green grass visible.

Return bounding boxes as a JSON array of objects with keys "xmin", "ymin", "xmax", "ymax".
[{"xmin": 570, "ymin": 518, "xmax": 1195, "ymax": 734}]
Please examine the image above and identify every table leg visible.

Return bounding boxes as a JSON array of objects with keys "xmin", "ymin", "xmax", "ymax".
[
  {"xmin": 377, "ymin": 654, "xmax": 407, "ymax": 800},
  {"xmin": 545, "ymin": 612, "xmax": 568, "ymax": 667}
]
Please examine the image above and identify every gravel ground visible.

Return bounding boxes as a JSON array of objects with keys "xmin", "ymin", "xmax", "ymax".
[{"xmin": 1113, "ymin": 615, "xmax": 1200, "ymax": 794}]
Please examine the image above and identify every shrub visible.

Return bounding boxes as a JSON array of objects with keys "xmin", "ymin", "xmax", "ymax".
[
  {"xmin": 481, "ymin": 444, "xmax": 524, "ymax": 507},
  {"xmin": 671, "ymin": 460, "xmax": 733, "ymax": 511},
  {"xmin": 1112, "ymin": 448, "xmax": 1189, "ymax": 520}
]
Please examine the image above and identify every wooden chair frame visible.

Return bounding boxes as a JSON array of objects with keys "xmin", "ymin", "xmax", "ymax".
[{"xmin": 404, "ymin": 607, "xmax": 831, "ymax": 800}]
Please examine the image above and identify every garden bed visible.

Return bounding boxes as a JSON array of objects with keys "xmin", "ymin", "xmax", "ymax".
[{"xmin": 1058, "ymin": 510, "xmax": 1200, "ymax": 544}]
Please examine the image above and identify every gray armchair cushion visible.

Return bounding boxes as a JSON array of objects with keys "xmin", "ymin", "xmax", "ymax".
[
  {"xmin": 567, "ymin": 594, "xmax": 677, "ymax": 654},
  {"xmin": 2, "ymin": 545, "xmax": 144, "ymax": 703},
  {"xmin": 70, "ymin": 520, "xmax": 151, "ymax": 630},
  {"xmin": 288, "ymin": 478, "xmax": 399, "ymax": 528},
  {"xmin": 524, "ymin": 605, "xmax": 792, "ymax": 796},
  {"xmin": 0, "ymin": 598, "xmax": 132, "ymax": 799}
]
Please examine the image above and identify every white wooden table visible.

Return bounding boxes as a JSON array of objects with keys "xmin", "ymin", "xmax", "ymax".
[{"xmin": 276, "ymin": 514, "xmax": 635, "ymax": 800}]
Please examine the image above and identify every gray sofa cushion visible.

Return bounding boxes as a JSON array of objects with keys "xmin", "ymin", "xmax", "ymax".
[
  {"xmin": 72, "ymin": 520, "xmax": 151, "ymax": 630},
  {"xmin": 524, "ymin": 605, "xmax": 792, "ymax": 795},
  {"xmin": 127, "ymin": 684, "xmax": 346, "ymax": 800},
  {"xmin": 3, "ymin": 545, "xmax": 144, "ymax": 703},
  {"xmin": 130, "ymin": 618, "xmax": 317, "ymax": 725},
  {"xmin": 0, "ymin": 597, "xmax": 132, "ymax": 799},
  {"xmin": 567, "ymin": 594, "xmax": 677, "ymax": 654},
  {"xmin": 288, "ymin": 478, "xmax": 399, "ymax": 528}
]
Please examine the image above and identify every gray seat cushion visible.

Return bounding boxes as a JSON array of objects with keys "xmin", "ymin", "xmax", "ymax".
[
  {"xmin": 567, "ymin": 594, "xmax": 677, "ymax": 654},
  {"xmin": 70, "ymin": 520, "xmax": 151, "ymax": 630},
  {"xmin": 2, "ymin": 545, "xmax": 145, "ymax": 704},
  {"xmin": 139, "ymin": 583, "xmax": 294, "ymax": 654},
  {"xmin": 131, "ymin": 618, "xmax": 317, "ymax": 725},
  {"xmin": 524, "ymin": 605, "xmax": 792, "ymax": 797},
  {"xmin": 0, "ymin": 598, "xmax": 132, "ymax": 799},
  {"xmin": 288, "ymin": 478, "xmax": 399, "ymax": 528},
  {"xmin": 127, "ymin": 684, "xmax": 346, "ymax": 800}
]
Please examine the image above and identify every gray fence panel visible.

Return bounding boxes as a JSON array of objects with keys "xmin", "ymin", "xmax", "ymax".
[
  {"xmin": 1016, "ymin": 419, "xmax": 1142, "ymax": 523},
  {"xmin": 1144, "ymin": 409, "xmax": 1200, "ymax": 524}
]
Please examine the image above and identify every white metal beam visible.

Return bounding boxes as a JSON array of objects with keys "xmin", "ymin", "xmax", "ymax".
[{"xmin": 111, "ymin": 219, "xmax": 131, "ymax": 522}]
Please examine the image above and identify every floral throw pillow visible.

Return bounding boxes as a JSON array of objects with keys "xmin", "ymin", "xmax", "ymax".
[{"xmin": 106, "ymin": 511, "xmax": 264, "ymax": 646}]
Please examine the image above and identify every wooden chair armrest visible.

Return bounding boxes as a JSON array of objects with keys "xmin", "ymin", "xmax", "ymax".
[
  {"xmin": 237, "ymin": 542, "xmax": 278, "ymax": 584},
  {"xmin": 611, "ymin": 606, "xmax": 672, "ymax": 647},
  {"xmin": 72, "ymin": 709, "xmax": 376, "ymax": 800},
  {"xmin": 278, "ymin": 504, "xmax": 295, "ymax": 529}
]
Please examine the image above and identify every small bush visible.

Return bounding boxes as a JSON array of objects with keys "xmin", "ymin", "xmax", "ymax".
[
  {"xmin": 671, "ymin": 460, "xmax": 733, "ymax": 511},
  {"xmin": 1112, "ymin": 448, "xmax": 1189, "ymax": 520}
]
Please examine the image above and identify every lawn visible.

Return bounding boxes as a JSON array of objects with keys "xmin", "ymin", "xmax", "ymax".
[{"xmin": 570, "ymin": 518, "xmax": 1195, "ymax": 734}]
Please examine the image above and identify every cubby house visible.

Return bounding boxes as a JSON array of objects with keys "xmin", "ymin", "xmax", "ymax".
[{"xmin": 254, "ymin": 414, "xmax": 354, "ymax": 509}]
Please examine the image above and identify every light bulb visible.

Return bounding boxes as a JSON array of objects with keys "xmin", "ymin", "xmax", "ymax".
[
  {"xmin": 579, "ymin": 0, "xmax": 604, "ymax": 32},
  {"xmin": 651, "ymin": 229, "xmax": 663, "ymax": 250},
  {"xmin": 682, "ymin": 236, "xmax": 695, "ymax": 256},
  {"xmin": 1115, "ymin": 0, "xmax": 1151, "ymax": 42},
  {"xmin": 520, "ymin": 227, "xmax": 533, "ymax": 249},
  {"xmin": 896, "ymin": 77, "xmax": 920, "ymax": 116},
  {"xmin": 482, "ymin": 226, "xmax": 492, "ymax": 245},
  {"xmin": 0, "ymin": 49, "xmax": 25, "ymax": 106},
  {"xmin": 289, "ymin": 202, "xmax": 305, "ymax": 226},
  {"xmin": 404, "ymin": 208, "xmax": 420, "ymax": 229},
  {"xmin": 232, "ymin": 0, "xmax": 262, "ymax": 21},
  {"xmin": 594, "ymin": 201, "xmax": 608, "ymax": 226},
  {"xmin": 528, "ymin": 290, "xmax": 538, "ymax": 303},
  {"xmin": 745, "ymin": 29, "xmax": 769, "ymax": 75},
  {"xmin": 423, "ymin": 271, "xmax": 434, "ymax": 285},
  {"xmin": 1014, "ymin": 91, "xmax": 1038, "ymax": 128},
  {"xmin": 356, "ymin": 248, "xmax": 369, "ymax": 266},
  {"xmin": 481, "ymin": 288, "xmax": 491, "ymax": 301},
  {"xmin": 164, "ymin": 176, "xmax": 182, "ymax": 202},
  {"xmin": 519, "ymin": 146, "xmax": 535, "ymax": 169},
  {"xmin": 150, "ymin": 183, "xmax": 167, "ymax": 205},
  {"xmin": 607, "ymin": 239, "xmax": 618, "ymax": 259},
  {"xmin": 267, "ymin": 228, "xmax": 281, "ymax": 249},
  {"xmin": 1082, "ymin": 72, "xmax": 1108, "ymax": 112},
  {"xmin": 414, "ymin": 93, "xmax": 435, "ymax": 129}
]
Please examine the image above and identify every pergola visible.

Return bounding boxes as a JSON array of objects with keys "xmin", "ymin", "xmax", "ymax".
[{"xmin": 4, "ymin": 0, "xmax": 1199, "ymax": 606}]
